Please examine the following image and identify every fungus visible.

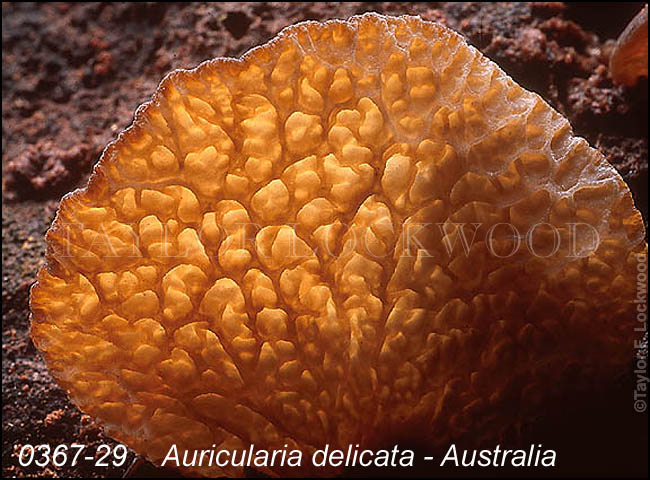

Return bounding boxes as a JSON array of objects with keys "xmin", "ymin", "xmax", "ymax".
[
  {"xmin": 610, "ymin": 4, "xmax": 648, "ymax": 86},
  {"xmin": 31, "ymin": 13, "xmax": 646, "ymax": 477}
]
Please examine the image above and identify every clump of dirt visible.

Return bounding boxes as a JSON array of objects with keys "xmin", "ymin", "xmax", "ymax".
[{"xmin": 3, "ymin": 140, "xmax": 94, "ymax": 201}]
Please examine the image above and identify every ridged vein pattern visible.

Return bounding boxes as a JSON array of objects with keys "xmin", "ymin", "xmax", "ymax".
[{"xmin": 30, "ymin": 13, "xmax": 646, "ymax": 477}]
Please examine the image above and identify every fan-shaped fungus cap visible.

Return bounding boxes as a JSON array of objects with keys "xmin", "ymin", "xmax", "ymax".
[
  {"xmin": 610, "ymin": 4, "xmax": 648, "ymax": 86},
  {"xmin": 30, "ymin": 13, "xmax": 647, "ymax": 477}
]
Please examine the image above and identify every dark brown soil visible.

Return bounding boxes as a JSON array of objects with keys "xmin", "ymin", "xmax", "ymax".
[{"xmin": 2, "ymin": 2, "xmax": 647, "ymax": 478}]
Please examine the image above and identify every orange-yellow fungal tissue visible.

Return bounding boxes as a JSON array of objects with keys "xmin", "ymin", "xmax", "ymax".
[
  {"xmin": 610, "ymin": 4, "xmax": 648, "ymax": 86},
  {"xmin": 30, "ymin": 13, "xmax": 647, "ymax": 477}
]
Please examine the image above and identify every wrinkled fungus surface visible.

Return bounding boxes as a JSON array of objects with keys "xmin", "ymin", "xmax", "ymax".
[{"xmin": 31, "ymin": 13, "xmax": 647, "ymax": 477}]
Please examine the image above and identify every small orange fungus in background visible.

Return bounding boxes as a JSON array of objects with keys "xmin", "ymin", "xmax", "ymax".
[
  {"xmin": 30, "ymin": 13, "xmax": 647, "ymax": 477},
  {"xmin": 610, "ymin": 4, "xmax": 648, "ymax": 86}
]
